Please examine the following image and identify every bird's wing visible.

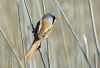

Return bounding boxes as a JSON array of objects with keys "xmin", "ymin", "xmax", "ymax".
[
  {"xmin": 34, "ymin": 20, "xmax": 42, "ymax": 37},
  {"xmin": 37, "ymin": 19, "xmax": 53, "ymax": 39}
]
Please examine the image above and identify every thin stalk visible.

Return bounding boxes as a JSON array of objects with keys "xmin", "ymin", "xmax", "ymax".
[
  {"xmin": 54, "ymin": 0, "xmax": 92, "ymax": 68},
  {"xmin": 83, "ymin": 34, "xmax": 90, "ymax": 68},
  {"xmin": 38, "ymin": 48, "xmax": 46, "ymax": 68},
  {"xmin": 16, "ymin": 1, "xmax": 26, "ymax": 68},
  {"xmin": 94, "ymin": 52, "xmax": 97, "ymax": 68},
  {"xmin": 23, "ymin": 0, "xmax": 35, "ymax": 68},
  {"xmin": 88, "ymin": 0, "xmax": 100, "ymax": 61},
  {"xmin": 23, "ymin": 0, "xmax": 34, "ymax": 33},
  {"xmin": 41, "ymin": 0, "xmax": 46, "ymax": 14},
  {"xmin": 46, "ymin": 39, "xmax": 50, "ymax": 68},
  {"xmin": 0, "ymin": 29, "xmax": 24, "ymax": 68},
  {"xmin": 83, "ymin": 34, "xmax": 89, "ymax": 58}
]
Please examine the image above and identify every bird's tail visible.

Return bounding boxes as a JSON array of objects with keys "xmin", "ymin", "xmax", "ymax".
[{"xmin": 25, "ymin": 39, "xmax": 40, "ymax": 61}]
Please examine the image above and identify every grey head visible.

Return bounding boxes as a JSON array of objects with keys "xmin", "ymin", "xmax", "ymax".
[{"xmin": 42, "ymin": 13, "xmax": 59, "ymax": 24}]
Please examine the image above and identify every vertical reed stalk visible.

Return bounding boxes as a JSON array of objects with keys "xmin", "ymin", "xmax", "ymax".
[
  {"xmin": 88, "ymin": 0, "xmax": 100, "ymax": 61},
  {"xmin": 16, "ymin": 0, "xmax": 26, "ymax": 67},
  {"xmin": 54, "ymin": 0, "xmax": 92, "ymax": 68}
]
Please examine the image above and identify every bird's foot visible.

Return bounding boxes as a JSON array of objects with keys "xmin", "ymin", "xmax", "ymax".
[{"xmin": 37, "ymin": 45, "xmax": 41, "ymax": 50}]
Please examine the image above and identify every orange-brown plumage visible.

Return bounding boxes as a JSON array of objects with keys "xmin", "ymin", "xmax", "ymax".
[
  {"xmin": 25, "ymin": 38, "xmax": 40, "ymax": 61},
  {"xmin": 37, "ymin": 19, "xmax": 53, "ymax": 38},
  {"xmin": 25, "ymin": 13, "xmax": 59, "ymax": 61},
  {"xmin": 25, "ymin": 20, "xmax": 52, "ymax": 61}
]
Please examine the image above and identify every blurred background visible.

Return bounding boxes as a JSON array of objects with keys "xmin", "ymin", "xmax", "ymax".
[{"xmin": 0, "ymin": 0, "xmax": 100, "ymax": 68}]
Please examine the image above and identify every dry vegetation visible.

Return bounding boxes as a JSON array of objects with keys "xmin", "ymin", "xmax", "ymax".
[{"xmin": 0, "ymin": 0, "xmax": 100, "ymax": 68}]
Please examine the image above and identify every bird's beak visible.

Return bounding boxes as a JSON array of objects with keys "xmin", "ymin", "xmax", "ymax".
[{"xmin": 55, "ymin": 16, "xmax": 60, "ymax": 19}]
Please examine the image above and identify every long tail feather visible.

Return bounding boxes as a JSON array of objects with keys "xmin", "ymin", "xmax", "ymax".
[{"xmin": 25, "ymin": 40, "xmax": 40, "ymax": 61}]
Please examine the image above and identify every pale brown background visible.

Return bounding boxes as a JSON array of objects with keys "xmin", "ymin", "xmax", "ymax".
[{"xmin": 0, "ymin": 0, "xmax": 100, "ymax": 68}]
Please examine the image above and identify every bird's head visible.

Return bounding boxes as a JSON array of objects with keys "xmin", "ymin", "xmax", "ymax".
[{"xmin": 42, "ymin": 13, "xmax": 59, "ymax": 24}]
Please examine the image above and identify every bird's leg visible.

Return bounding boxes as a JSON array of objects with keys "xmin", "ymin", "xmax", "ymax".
[
  {"xmin": 37, "ymin": 45, "xmax": 41, "ymax": 50},
  {"xmin": 41, "ymin": 29, "xmax": 51, "ymax": 38},
  {"xmin": 41, "ymin": 34, "xmax": 45, "ymax": 37},
  {"xmin": 36, "ymin": 43, "xmax": 41, "ymax": 50}
]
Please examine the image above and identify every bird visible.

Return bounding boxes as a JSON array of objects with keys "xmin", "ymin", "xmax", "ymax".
[{"xmin": 25, "ymin": 13, "xmax": 59, "ymax": 61}]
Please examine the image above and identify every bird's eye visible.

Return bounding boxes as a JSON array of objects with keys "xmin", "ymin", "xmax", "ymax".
[{"xmin": 52, "ymin": 17, "xmax": 55, "ymax": 23}]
